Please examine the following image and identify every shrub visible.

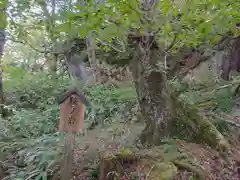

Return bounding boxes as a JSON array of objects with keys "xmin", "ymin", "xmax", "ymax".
[{"xmin": 0, "ymin": 70, "xmax": 136, "ymax": 179}]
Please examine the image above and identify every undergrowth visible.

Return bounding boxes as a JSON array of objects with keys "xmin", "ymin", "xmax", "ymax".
[
  {"xmin": 1, "ymin": 69, "xmax": 236, "ymax": 180},
  {"xmin": 171, "ymin": 79, "xmax": 234, "ymax": 113},
  {"xmin": 0, "ymin": 70, "xmax": 136, "ymax": 180},
  {"xmin": 170, "ymin": 79, "xmax": 237, "ymax": 138}
]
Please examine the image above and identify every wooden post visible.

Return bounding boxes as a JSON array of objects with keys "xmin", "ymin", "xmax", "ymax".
[
  {"xmin": 59, "ymin": 94, "xmax": 85, "ymax": 133},
  {"xmin": 58, "ymin": 88, "xmax": 90, "ymax": 133},
  {"xmin": 58, "ymin": 88, "xmax": 90, "ymax": 180}
]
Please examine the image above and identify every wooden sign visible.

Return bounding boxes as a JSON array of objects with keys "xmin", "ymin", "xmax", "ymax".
[{"xmin": 58, "ymin": 88, "xmax": 90, "ymax": 133}]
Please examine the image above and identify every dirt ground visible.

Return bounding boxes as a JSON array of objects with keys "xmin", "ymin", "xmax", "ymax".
[
  {"xmin": 71, "ymin": 121, "xmax": 144, "ymax": 179},
  {"xmin": 176, "ymin": 141, "xmax": 240, "ymax": 180}
]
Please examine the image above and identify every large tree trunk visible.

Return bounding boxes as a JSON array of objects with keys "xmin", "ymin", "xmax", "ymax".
[
  {"xmin": 127, "ymin": 0, "xmax": 230, "ymax": 152},
  {"xmin": 130, "ymin": 36, "xmax": 171, "ymax": 145},
  {"xmin": 129, "ymin": 35, "xmax": 229, "ymax": 151},
  {"xmin": 129, "ymin": 0, "xmax": 173, "ymax": 145},
  {"xmin": 0, "ymin": 0, "xmax": 8, "ymax": 117},
  {"xmin": 0, "ymin": 30, "xmax": 6, "ymax": 117}
]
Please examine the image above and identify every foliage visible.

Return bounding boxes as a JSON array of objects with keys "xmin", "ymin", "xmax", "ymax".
[
  {"xmin": 2, "ymin": 0, "xmax": 240, "ymax": 179},
  {"xmin": 0, "ymin": 69, "xmax": 136, "ymax": 179},
  {"xmin": 49, "ymin": 0, "xmax": 240, "ymax": 54},
  {"xmin": 85, "ymin": 84, "xmax": 136, "ymax": 125},
  {"xmin": 5, "ymin": 0, "xmax": 240, "ymax": 62},
  {"xmin": 0, "ymin": 0, "xmax": 8, "ymax": 29},
  {"xmin": 171, "ymin": 79, "xmax": 234, "ymax": 113}
]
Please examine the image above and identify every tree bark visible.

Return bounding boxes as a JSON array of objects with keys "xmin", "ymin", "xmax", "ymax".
[
  {"xmin": 220, "ymin": 36, "xmax": 240, "ymax": 80},
  {"xmin": 129, "ymin": 0, "xmax": 173, "ymax": 145},
  {"xmin": 130, "ymin": 36, "xmax": 171, "ymax": 145},
  {"xmin": 0, "ymin": 30, "xmax": 6, "ymax": 117},
  {"xmin": 86, "ymin": 32, "xmax": 99, "ymax": 82},
  {"xmin": 0, "ymin": 0, "xmax": 8, "ymax": 117},
  {"xmin": 129, "ymin": 36, "xmax": 229, "ymax": 151}
]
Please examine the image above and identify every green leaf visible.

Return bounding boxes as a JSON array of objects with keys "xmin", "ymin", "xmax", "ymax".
[
  {"xmin": 163, "ymin": 22, "xmax": 172, "ymax": 34},
  {"xmin": 0, "ymin": 0, "xmax": 8, "ymax": 8},
  {"xmin": 98, "ymin": 23, "xmax": 119, "ymax": 41},
  {"xmin": 78, "ymin": 26, "xmax": 88, "ymax": 37}
]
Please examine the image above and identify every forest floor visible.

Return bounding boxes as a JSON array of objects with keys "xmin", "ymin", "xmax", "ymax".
[
  {"xmin": 61, "ymin": 112, "xmax": 240, "ymax": 180},
  {"xmin": 2, "ymin": 72, "xmax": 240, "ymax": 180},
  {"xmin": 47, "ymin": 80, "xmax": 240, "ymax": 180},
  {"xmin": 71, "ymin": 121, "xmax": 144, "ymax": 180}
]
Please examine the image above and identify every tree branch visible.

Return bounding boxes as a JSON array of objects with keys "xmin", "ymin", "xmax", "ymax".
[
  {"xmin": 177, "ymin": 53, "xmax": 211, "ymax": 79},
  {"xmin": 165, "ymin": 34, "xmax": 178, "ymax": 52},
  {"xmin": 96, "ymin": 38, "xmax": 126, "ymax": 52},
  {"xmin": 6, "ymin": 37, "xmax": 47, "ymax": 53}
]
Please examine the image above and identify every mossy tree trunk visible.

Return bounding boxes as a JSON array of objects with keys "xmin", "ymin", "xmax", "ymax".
[
  {"xmin": 129, "ymin": 0, "xmax": 175, "ymax": 145},
  {"xmin": 128, "ymin": 0, "xmax": 230, "ymax": 151},
  {"xmin": 130, "ymin": 36, "xmax": 229, "ymax": 151},
  {"xmin": 0, "ymin": 0, "xmax": 8, "ymax": 117},
  {"xmin": 130, "ymin": 36, "xmax": 171, "ymax": 145}
]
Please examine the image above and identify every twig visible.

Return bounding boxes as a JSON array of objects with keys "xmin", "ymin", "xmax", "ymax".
[
  {"xmin": 96, "ymin": 38, "xmax": 126, "ymax": 52},
  {"xmin": 116, "ymin": 160, "xmax": 131, "ymax": 180},
  {"xmin": 206, "ymin": 112, "xmax": 240, "ymax": 128},
  {"xmin": 177, "ymin": 53, "xmax": 211, "ymax": 78},
  {"xmin": 199, "ymin": 78, "xmax": 240, "ymax": 96},
  {"xmin": 145, "ymin": 164, "xmax": 156, "ymax": 180},
  {"xmin": 165, "ymin": 34, "xmax": 178, "ymax": 52},
  {"xmin": 213, "ymin": 79, "xmax": 240, "ymax": 92}
]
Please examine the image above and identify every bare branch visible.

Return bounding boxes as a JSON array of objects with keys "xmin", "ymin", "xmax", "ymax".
[
  {"xmin": 86, "ymin": 31, "xmax": 98, "ymax": 81},
  {"xmin": 177, "ymin": 52, "xmax": 210, "ymax": 79},
  {"xmin": 165, "ymin": 34, "xmax": 178, "ymax": 52},
  {"xmin": 96, "ymin": 38, "xmax": 126, "ymax": 52},
  {"xmin": 6, "ymin": 37, "xmax": 47, "ymax": 53},
  {"xmin": 207, "ymin": 112, "xmax": 240, "ymax": 128}
]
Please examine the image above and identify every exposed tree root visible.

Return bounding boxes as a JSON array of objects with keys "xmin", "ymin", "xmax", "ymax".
[
  {"xmin": 173, "ymin": 160, "xmax": 205, "ymax": 180},
  {"xmin": 99, "ymin": 151, "xmax": 122, "ymax": 180},
  {"xmin": 169, "ymin": 89, "xmax": 230, "ymax": 153},
  {"xmin": 98, "ymin": 144, "xmax": 206, "ymax": 180}
]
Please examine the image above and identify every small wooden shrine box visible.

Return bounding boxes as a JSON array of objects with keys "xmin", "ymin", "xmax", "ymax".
[{"xmin": 58, "ymin": 88, "xmax": 90, "ymax": 133}]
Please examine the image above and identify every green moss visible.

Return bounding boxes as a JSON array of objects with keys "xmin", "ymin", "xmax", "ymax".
[
  {"xmin": 168, "ymin": 88, "xmax": 230, "ymax": 152},
  {"xmin": 119, "ymin": 147, "xmax": 133, "ymax": 156},
  {"xmin": 148, "ymin": 162, "xmax": 178, "ymax": 180}
]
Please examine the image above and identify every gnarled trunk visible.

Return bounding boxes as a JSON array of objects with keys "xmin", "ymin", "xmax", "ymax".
[
  {"xmin": 130, "ymin": 36, "xmax": 171, "ymax": 145},
  {"xmin": 128, "ymin": 0, "xmax": 229, "ymax": 151},
  {"xmin": 129, "ymin": 36, "xmax": 229, "ymax": 151}
]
